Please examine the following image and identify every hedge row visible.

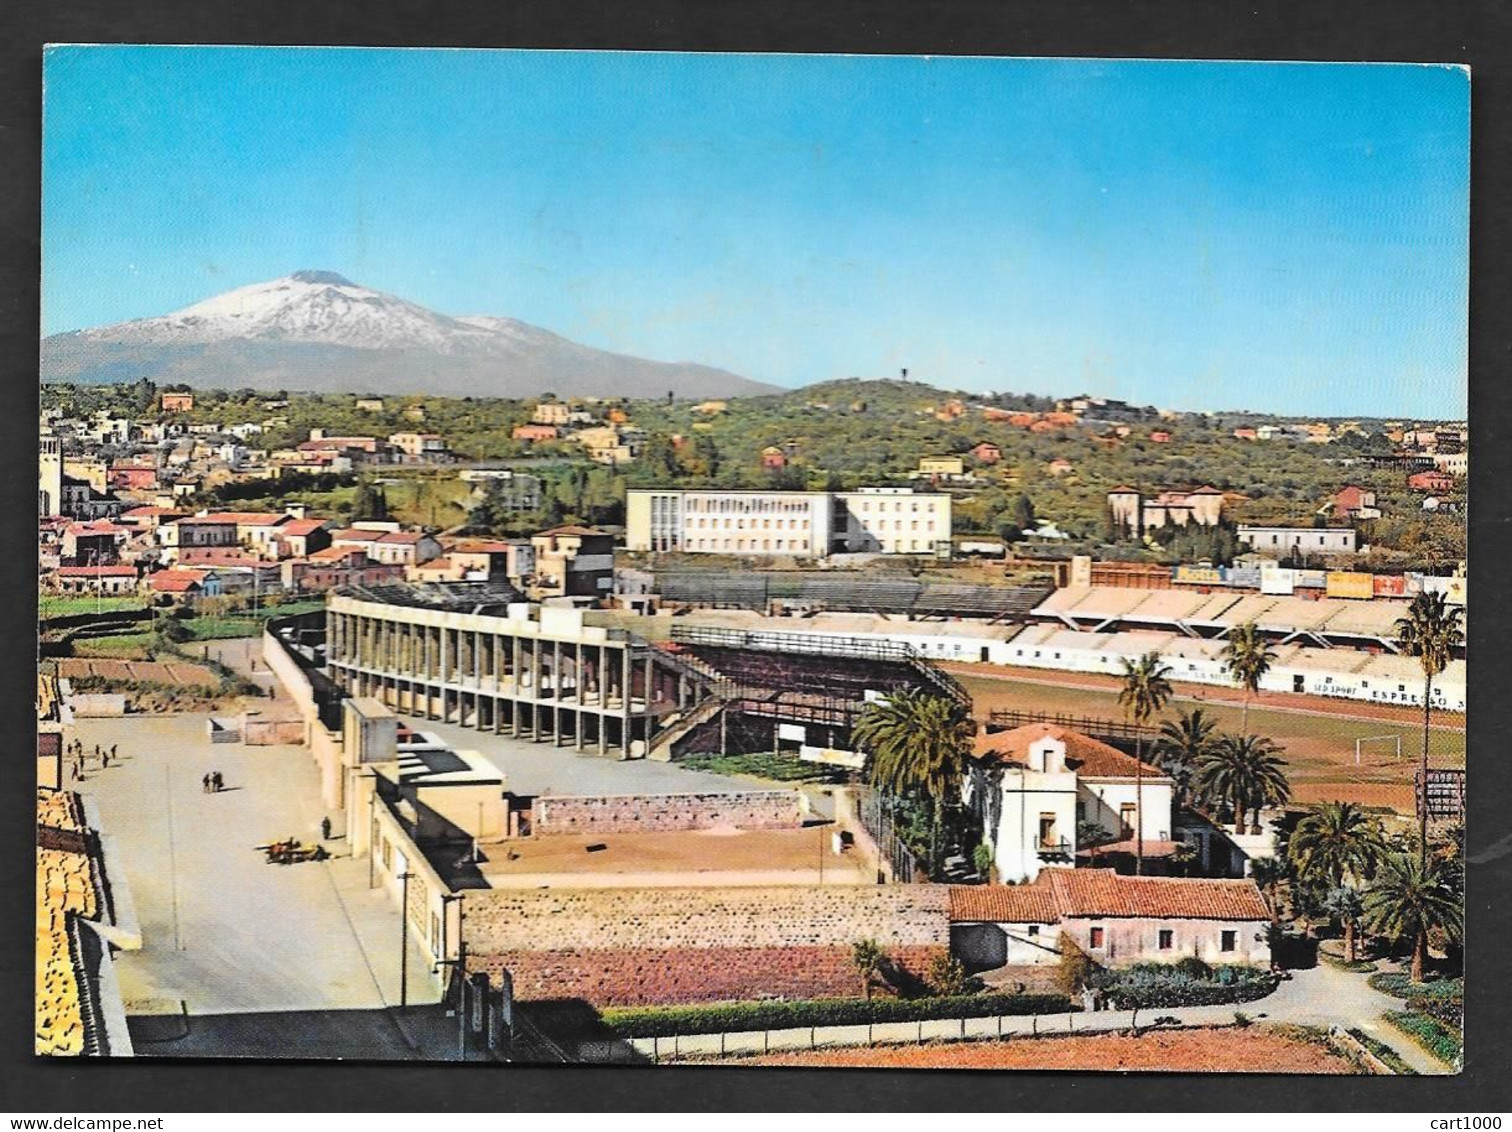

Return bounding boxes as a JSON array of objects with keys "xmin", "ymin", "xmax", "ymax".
[
  {"xmin": 1100, "ymin": 964, "xmax": 1279, "ymax": 1010},
  {"xmin": 601, "ymin": 992, "xmax": 1073, "ymax": 1038},
  {"xmin": 1345, "ymin": 1027, "xmax": 1419, "ymax": 1075},
  {"xmin": 1368, "ymin": 973, "xmax": 1463, "ymax": 1002},
  {"xmin": 1384, "ymin": 1010, "xmax": 1462, "ymax": 1069}
]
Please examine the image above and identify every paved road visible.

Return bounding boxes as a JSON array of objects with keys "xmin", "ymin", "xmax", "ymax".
[{"xmin": 71, "ymin": 712, "xmax": 446, "ymax": 1060}]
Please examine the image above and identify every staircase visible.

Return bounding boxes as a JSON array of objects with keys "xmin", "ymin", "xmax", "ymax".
[{"xmin": 647, "ymin": 695, "xmax": 726, "ymax": 762}]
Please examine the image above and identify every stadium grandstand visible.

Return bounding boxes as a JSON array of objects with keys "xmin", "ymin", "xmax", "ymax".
[
  {"xmin": 1004, "ymin": 623, "xmax": 1465, "ymax": 712},
  {"xmin": 1032, "ymin": 584, "xmax": 1433, "ymax": 650},
  {"xmin": 646, "ymin": 570, "xmax": 1051, "ymax": 621}
]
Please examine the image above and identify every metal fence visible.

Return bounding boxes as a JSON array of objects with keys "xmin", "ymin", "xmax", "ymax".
[
  {"xmin": 856, "ymin": 788, "xmax": 924, "ymax": 883},
  {"xmin": 987, "ymin": 708, "xmax": 1158, "ymax": 744}
]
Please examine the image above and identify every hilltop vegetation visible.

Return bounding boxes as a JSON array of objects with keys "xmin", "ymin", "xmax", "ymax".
[{"xmin": 43, "ymin": 378, "xmax": 1464, "ymax": 568}]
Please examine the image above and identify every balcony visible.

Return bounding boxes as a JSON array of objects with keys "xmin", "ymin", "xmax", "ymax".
[{"xmin": 1036, "ymin": 838, "xmax": 1074, "ymax": 861}]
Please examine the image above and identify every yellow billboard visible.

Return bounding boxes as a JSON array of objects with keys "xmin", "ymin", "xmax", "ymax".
[{"xmin": 1325, "ymin": 571, "xmax": 1375, "ymax": 600}]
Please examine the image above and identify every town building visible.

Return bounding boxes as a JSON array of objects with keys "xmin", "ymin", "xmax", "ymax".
[
  {"xmin": 528, "ymin": 526, "xmax": 615, "ymax": 600},
  {"xmin": 531, "ymin": 401, "xmax": 572, "ymax": 426},
  {"xmin": 965, "ymin": 723, "xmax": 1176, "ymax": 884},
  {"xmin": 626, "ymin": 488, "xmax": 952, "ymax": 557},
  {"xmin": 388, "ymin": 432, "xmax": 451, "ymax": 462},
  {"xmin": 971, "ymin": 442, "xmax": 1003, "ymax": 464},
  {"xmin": 1328, "ymin": 485, "xmax": 1381, "ymax": 522},
  {"xmin": 281, "ymin": 547, "xmax": 407, "ymax": 593},
  {"xmin": 160, "ymin": 392, "xmax": 194, "ymax": 412},
  {"xmin": 511, "ymin": 424, "xmax": 559, "ymax": 443},
  {"xmin": 948, "ymin": 869, "xmax": 1271, "ymax": 973},
  {"xmin": 155, "ymin": 516, "xmax": 239, "ymax": 563},
  {"xmin": 53, "ymin": 564, "xmax": 138, "ymax": 595},
  {"xmin": 329, "ymin": 527, "xmax": 443, "ymax": 567},
  {"xmin": 459, "ymin": 469, "xmax": 544, "ymax": 511},
  {"xmin": 1408, "ymin": 469, "xmax": 1458, "ymax": 494},
  {"xmin": 1106, "ymin": 486, "xmax": 1225, "ymax": 534},
  {"xmin": 760, "ymin": 446, "xmax": 787, "ymax": 470},
  {"xmin": 1236, "ymin": 525, "xmax": 1358, "ymax": 555}
]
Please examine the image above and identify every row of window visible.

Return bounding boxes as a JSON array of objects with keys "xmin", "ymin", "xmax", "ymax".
[{"xmin": 1084, "ymin": 926, "xmax": 1238, "ymax": 952}]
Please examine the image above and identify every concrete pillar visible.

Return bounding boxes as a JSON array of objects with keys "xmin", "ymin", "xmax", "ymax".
[{"xmin": 621, "ymin": 646, "xmax": 634, "ymax": 759}]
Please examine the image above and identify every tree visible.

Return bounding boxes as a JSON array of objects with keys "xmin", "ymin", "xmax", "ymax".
[
  {"xmin": 1287, "ymin": 802, "xmax": 1386, "ymax": 895},
  {"xmin": 1363, "ymin": 852, "xmax": 1463, "ymax": 983},
  {"xmin": 927, "ymin": 954, "xmax": 970, "ymax": 997},
  {"xmin": 1393, "ymin": 591, "xmax": 1464, "ymax": 862},
  {"xmin": 1219, "ymin": 622, "xmax": 1277, "ymax": 735},
  {"xmin": 1010, "ymin": 493, "xmax": 1037, "ymax": 533},
  {"xmin": 350, "ymin": 480, "xmax": 389, "ymax": 522},
  {"xmin": 1194, "ymin": 734, "xmax": 1291, "ymax": 835},
  {"xmin": 853, "ymin": 689, "xmax": 973, "ymax": 868},
  {"xmin": 1076, "ymin": 820, "xmax": 1115, "ymax": 866},
  {"xmin": 1155, "ymin": 707, "xmax": 1219, "ymax": 808},
  {"xmin": 851, "ymin": 939, "xmax": 887, "ymax": 1001},
  {"xmin": 1250, "ymin": 856, "xmax": 1288, "ymax": 921},
  {"xmin": 1323, "ymin": 885, "xmax": 1366, "ymax": 963},
  {"xmin": 1117, "ymin": 651, "xmax": 1173, "ymax": 874}
]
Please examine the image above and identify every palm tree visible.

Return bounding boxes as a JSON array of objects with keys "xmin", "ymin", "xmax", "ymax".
[
  {"xmin": 1194, "ymin": 734, "xmax": 1291, "ymax": 835},
  {"xmin": 1219, "ymin": 622, "xmax": 1277, "ymax": 735},
  {"xmin": 852, "ymin": 688, "xmax": 973, "ymax": 867},
  {"xmin": 1117, "ymin": 651, "xmax": 1174, "ymax": 875},
  {"xmin": 1155, "ymin": 707, "xmax": 1218, "ymax": 808},
  {"xmin": 851, "ymin": 938, "xmax": 887, "ymax": 1001},
  {"xmin": 1363, "ymin": 853, "xmax": 1463, "ymax": 983},
  {"xmin": 1287, "ymin": 802, "xmax": 1386, "ymax": 895},
  {"xmin": 1323, "ymin": 884, "xmax": 1366, "ymax": 963},
  {"xmin": 1249, "ymin": 856, "xmax": 1289, "ymax": 921},
  {"xmin": 1393, "ymin": 591, "xmax": 1464, "ymax": 862}
]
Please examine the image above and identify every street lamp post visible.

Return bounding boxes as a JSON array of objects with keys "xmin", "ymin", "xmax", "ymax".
[{"xmin": 398, "ymin": 871, "xmax": 414, "ymax": 1009}]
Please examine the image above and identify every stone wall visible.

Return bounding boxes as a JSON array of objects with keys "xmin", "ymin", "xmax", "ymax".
[
  {"xmin": 530, "ymin": 791, "xmax": 803, "ymax": 835},
  {"xmin": 473, "ymin": 943, "xmax": 948, "ymax": 1006},
  {"xmin": 462, "ymin": 884, "xmax": 951, "ymax": 1006}
]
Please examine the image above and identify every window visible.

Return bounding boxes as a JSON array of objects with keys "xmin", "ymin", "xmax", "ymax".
[
  {"xmin": 1027, "ymin": 925, "xmax": 1040, "ymax": 937},
  {"xmin": 1089, "ymin": 927, "xmax": 1105, "ymax": 949},
  {"xmin": 1158, "ymin": 929, "xmax": 1174, "ymax": 951},
  {"xmin": 1221, "ymin": 930, "xmax": 1237, "ymax": 952},
  {"xmin": 1119, "ymin": 803, "xmax": 1136, "ymax": 839}
]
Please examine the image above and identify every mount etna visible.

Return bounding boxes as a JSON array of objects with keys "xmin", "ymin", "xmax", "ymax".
[{"xmin": 41, "ymin": 271, "xmax": 777, "ymax": 400}]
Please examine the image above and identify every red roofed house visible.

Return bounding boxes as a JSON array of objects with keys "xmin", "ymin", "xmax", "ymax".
[
  {"xmin": 947, "ymin": 868, "xmax": 1271, "ymax": 974},
  {"xmin": 53, "ymin": 565, "xmax": 138, "ymax": 595},
  {"xmin": 965, "ymin": 723, "xmax": 1176, "ymax": 884},
  {"xmin": 196, "ymin": 511, "xmax": 293, "ymax": 558},
  {"xmin": 970, "ymin": 442, "xmax": 1002, "ymax": 464},
  {"xmin": 149, "ymin": 568, "xmax": 212, "ymax": 599},
  {"xmin": 1329, "ymin": 484, "xmax": 1382, "ymax": 522},
  {"xmin": 275, "ymin": 518, "xmax": 333, "ymax": 559},
  {"xmin": 512, "ymin": 424, "xmax": 560, "ymax": 443},
  {"xmin": 281, "ymin": 548, "xmax": 407, "ymax": 594},
  {"xmin": 61, "ymin": 521, "xmax": 130, "ymax": 566},
  {"xmin": 1408, "ymin": 469, "xmax": 1456, "ymax": 494},
  {"xmin": 329, "ymin": 527, "xmax": 441, "ymax": 567},
  {"xmin": 1149, "ymin": 430, "xmax": 1172, "ymax": 444}
]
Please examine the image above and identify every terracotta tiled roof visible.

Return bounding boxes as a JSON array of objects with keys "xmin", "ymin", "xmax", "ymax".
[
  {"xmin": 971, "ymin": 723, "xmax": 1165, "ymax": 779},
  {"xmin": 949, "ymin": 869, "xmax": 1269, "ymax": 924},
  {"xmin": 1046, "ymin": 869, "xmax": 1269, "ymax": 921},
  {"xmin": 150, "ymin": 569, "xmax": 208, "ymax": 592},
  {"xmin": 279, "ymin": 518, "xmax": 329, "ymax": 537},
  {"xmin": 57, "ymin": 565, "xmax": 136, "ymax": 578},
  {"xmin": 308, "ymin": 546, "xmax": 370, "ymax": 562},
  {"xmin": 377, "ymin": 530, "xmax": 427, "ymax": 544},
  {"xmin": 536, "ymin": 524, "xmax": 605, "ymax": 537},
  {"xmin": 199, "ymin": 512, "xmax": 289, "ymax": 527},
  {"xmin": 329, "ymin": 528, "xmax": 380, "ymax": 542},
  {"xmin": 948, "ymin": 884, "xmax": 1059, "ymax": 924}
]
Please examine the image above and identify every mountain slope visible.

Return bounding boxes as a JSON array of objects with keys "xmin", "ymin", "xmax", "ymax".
[{"xmin": 41, "ymin": 271, "xmax": 778, "ymax": 399}]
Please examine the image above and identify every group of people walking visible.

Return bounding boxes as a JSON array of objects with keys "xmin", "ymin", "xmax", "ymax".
[
  {"xmin": 201, "ymin": 771, "xmax": 226, "ymax": 793},
  {"xmin": 67, "ymin": 740, "xmax": 117, "ymax": 781}
]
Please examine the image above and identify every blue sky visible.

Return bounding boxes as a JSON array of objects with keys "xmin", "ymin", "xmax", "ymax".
[{"xmin": 42, "ymin": 48, "xmax": 1469, "ymax": 416}]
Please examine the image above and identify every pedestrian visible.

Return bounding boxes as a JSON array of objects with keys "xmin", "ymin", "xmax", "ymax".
[
  {"xmin": 321, "ymin": 816, "xmax": 332, "ymax": 841},
  {"xmin": 213, "ymin": 771, "xmax": 224, "ymax": 792},
  {"xmin": 202, "ymin": 773, "xmax": 211, "ymax": 794},
  {"xmin": 111, "ymin": 744, "xmax": 117, "ymax": 761}
]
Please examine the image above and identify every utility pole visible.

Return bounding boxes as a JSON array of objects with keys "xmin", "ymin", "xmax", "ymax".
[{"xmin": 398, "ymin": 871, "xmax": 414, "ymax": 1008}]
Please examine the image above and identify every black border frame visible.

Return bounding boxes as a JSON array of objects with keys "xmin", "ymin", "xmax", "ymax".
[{"xmin": 3, "ymin": 0, "xmax": 1509, "ymax": 1113}]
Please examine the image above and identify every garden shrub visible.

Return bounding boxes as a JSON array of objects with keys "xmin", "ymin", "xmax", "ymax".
[
  {"xmin": 1099, "ymin": 963, "xmax": 1278, "ymax": 1009},
  {"xmin": 600, "ymin": 992, "xmax": 1073, "ymax": 1038},
  {"xmin": 1384, "ymin": 1010, "xmax": 1462, "ymax": 1068}
]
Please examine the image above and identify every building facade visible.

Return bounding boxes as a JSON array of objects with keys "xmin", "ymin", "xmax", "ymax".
[
  {"xmin": 626, "ymin": 488, "xmax": 951, "ymax": 557},
  {"xmin": 1237, "ymin": 525, "xmax": 1358, "ymax": 554}
]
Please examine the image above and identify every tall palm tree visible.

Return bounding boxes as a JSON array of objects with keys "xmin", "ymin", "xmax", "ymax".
[
  {"xmin": 1219, "ymin": 622, "xmax": 1277, "ymax": 735},
  {"xmin": 853, "ymin": 688, "xmax": 973, "ymax": 866},
  {"xmin": 1363, "ymin": 852, "xmax": 1463, "ymax": 983},
  {"xmin": 1323, "ymin": 884, "xmax": 1366, "ymax": 963},
  {"xmin": 1155, "ymin": 707, "xmax": 1218, "ymax": 808},
  {"xmin": 1287, "ymin": 801, "xmax": 1386, "ymax": 895},
  {"xmin": 1118, "ymin": 651, "xmax": 1174, "ymax": 875},
  {"xmin": 1194, "ymin": 733, "xmax": 1291, "ymax": 836},
  {"xmin": 1393, "ymin": 591, "xmax": 1464, "ymax": 863}
]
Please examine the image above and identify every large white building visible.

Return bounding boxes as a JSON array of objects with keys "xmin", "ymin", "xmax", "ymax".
[
  {"xmin": 1238, "ymin": 525, "xmax": 1358, "ymax": 554},
  {"xmin": 965, "ymin": 723, "xmax": 1176, "ymax": 884},
  {"xmin": 625, "ymin": 487, "xmax": 951, "ymax": 557}
]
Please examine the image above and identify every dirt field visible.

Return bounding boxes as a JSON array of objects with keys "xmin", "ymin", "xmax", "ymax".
[
  {"xmin": 733, "ymin": 1025, "xmax": 1359, "ymax": 1073},
  {"xmin": 948, "ymin": 663, "xmax": 1464, "ymax": 815},
  {"xmin": 58, "ymin": 658, "xmax": 221, "ymax": 687}
]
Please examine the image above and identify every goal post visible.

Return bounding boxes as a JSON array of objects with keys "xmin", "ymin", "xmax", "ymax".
[{"xmin": 1355, "ymin": 734, "xmax": 1403, "ymax": 766}]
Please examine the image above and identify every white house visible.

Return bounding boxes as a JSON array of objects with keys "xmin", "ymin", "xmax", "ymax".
[
  {"xmin": 948, "ymin": 868, "xmax": 1273, "ymax": 972},
  {"xmin": 965, "ymin": 723, "xmax": 1176, "ymax": 884}
]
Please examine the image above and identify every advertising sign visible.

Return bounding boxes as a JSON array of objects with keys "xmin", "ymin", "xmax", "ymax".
[
  {"xmin": 1373, "ymin": 574, "xmax": 1407, "ymax": 597},
  {"xmin": 1174, "ymin": 564, "xmax": 1226, "ymax": 585},
  {"xmin": 1326, "ymin": 571, "xmax": 1375, "ymax": 600}
]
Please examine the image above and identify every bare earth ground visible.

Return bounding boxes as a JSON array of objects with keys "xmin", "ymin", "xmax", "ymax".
[
  {"xmin": 731, "ymin": 1025, "xmax": 1357, "ymax": 1072},
  {"xmin": 946, "ymin": 663, "xmax": 1464, "ymax": 816}
]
